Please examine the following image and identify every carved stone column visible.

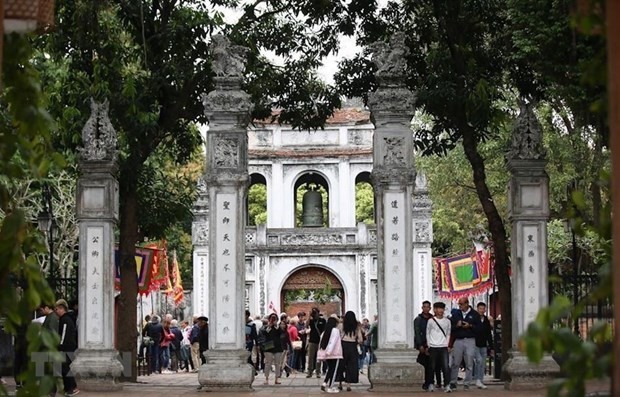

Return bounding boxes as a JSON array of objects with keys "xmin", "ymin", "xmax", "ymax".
[
  {"xmin": 503, "ymin": 101, "xmax": 559, "ymax": 389},
  {"xmin": 192, "ymin": 175, "xmax": 210, "ymax": 317},
  {"xmin": 71, "ymin": 99, "xmax": 123, "ymax": 391},
  {"xmin": 412, "ymin": 173, "xmax": 433, "ymax": 315},
  {"xmin": 367, "ymin": 33, "xmax": 421, "ymax": 391},
  {"xmin": 197, "ymin": 35, "xmax": 254, "ymax": 391}
]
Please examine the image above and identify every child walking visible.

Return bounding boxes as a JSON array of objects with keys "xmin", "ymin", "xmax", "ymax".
[{"xmin": 426, "ymin": 302, "xmax": 452, "ymax": 393}]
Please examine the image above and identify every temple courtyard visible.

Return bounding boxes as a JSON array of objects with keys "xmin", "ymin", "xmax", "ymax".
[{"xmin": 2, "ymin": 371, "xmax": 609, "ymax": 396}]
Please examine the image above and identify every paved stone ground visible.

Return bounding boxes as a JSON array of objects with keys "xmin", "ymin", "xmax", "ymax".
[{"xmin": 1, "ymin": 369, "xmax": 610, "ymax": 396}]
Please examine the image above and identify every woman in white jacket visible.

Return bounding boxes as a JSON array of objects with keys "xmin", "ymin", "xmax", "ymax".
[{"xmin": 318, "ymin": 317, "xmax": 343, "ymax": 393}]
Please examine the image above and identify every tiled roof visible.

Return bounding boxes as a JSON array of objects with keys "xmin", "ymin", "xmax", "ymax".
[{"xmin": 254, "ymin": 108, "xmax": 371, "ymax": 126}]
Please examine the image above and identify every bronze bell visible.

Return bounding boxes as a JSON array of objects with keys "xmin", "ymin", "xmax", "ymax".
[{"xmin": 302, "ymin": 185, "xmax": 324, "ymax": 227}]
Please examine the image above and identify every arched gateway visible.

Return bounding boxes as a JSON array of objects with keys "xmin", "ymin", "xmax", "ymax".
[{"xmin": 280, "ymin": 266, "xmax": 344, "ymax": 316}]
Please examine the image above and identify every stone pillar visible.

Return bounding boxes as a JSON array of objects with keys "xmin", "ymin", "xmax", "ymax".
[
  {"xmin": 503, "ymin": 101, "xmax": 560, "ymax": 389},
  {"xmin": 192, "ymin": 176, "xmax": 210, "ymax": 317},
  {"xmin": 197, "ymin": 35, "xmax": 254, "ymax": 391},
  {"xmin": 71, "ymin": 99, "xmax": 123, "ymax": 390},
  {"xmin": 367, "ymin": 33, "xmax": 421, "ymax": 391},
  {"xmin": 412, "ymin": 173, "xmax": 434, "ymax": 313}
]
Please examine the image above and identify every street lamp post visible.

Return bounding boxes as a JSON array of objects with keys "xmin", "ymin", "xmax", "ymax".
[
  {"xmin": 569, "ymin": 220, "xmax": 579, "ymax": 336},
  {"xmin": 566, "ymin": 182, "xmax": 580, "ymax": 337},
  {"xmin": 37, "ymin": 184, "xmax": 55, "ymax": 292}
]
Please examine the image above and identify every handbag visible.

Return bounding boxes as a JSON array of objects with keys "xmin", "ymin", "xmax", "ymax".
[
  {"xmin": 292, "ymin": 340, "xmax": 303, "ymax": 350},
  {"xmin": 317, "ymin": 348, "xmax": 327, "ymax": 361},
  {"xmin": 262, "ymin": 340, "xmax": 275, "ymax": 351},
  {"xmin": 417, "ymin": 352, "xmax": 429, "ymax": 365}
]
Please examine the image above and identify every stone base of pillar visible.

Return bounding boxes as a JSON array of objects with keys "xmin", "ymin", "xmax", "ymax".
[
  {"xmin": 503, "ymin": 350, "xmax": 560, "ymax": 390},
  {"xmin": 198, "ymin": 349, "xmax": 254, "ymax": 391},
  {"xmin": 70, "ymin": 349, "xmax": 123, "ymax": 391},
  {"xmin": 368, "ymin": 349, "xmax": 423, "ymax": 391}
]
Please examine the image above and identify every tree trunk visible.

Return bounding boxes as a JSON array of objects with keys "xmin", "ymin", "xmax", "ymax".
[
  {"xmin": 460, "ymin": 127, "xmax": 512, "ymax": 369},
  {"xmin": 118, "ymin": 164, "xmax": 140, "ymax": 381}
]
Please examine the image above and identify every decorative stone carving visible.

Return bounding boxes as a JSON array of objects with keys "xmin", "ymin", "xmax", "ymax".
[
  {"xmin": 192, "ymin": 222, "xmax": 209, "ymax": 245},
  {"xmin": 255, "ymin": 130, "xmax": 272, "ymax": 146},
  {"xmin": 367, "ymin": 86, "xmax": 416, "ymax": 116},
  {"xmin": 201, "ymin": 37, "xmax": 253, "ymax": 130},
  {"xmin": 210, "ymin": 34, "xmax": 248, "ymax": 78},
  {"xmin": 383, "ymin": 136, "xmax": 406, "ymax": 165},
  {"xmin": 504, "ymin": 100, "xmax": 557, "ymax": 389},
  {"xmin": 280, "ymin": 233, "xmax": 343, "ymax": 246},
  {"xmin": 360, "ymin": 256, "xmax": 366, "ymax": 317},
  {"xmin": 259, "ymin": 257, "xmax": 265, "ymax": 316},
  {"xmin": 509, "ymin": 100, "xmax": 546, "ymax": 160},
  {"xmin": 196, "ymin": 175, "xmax": 207, "ymax": 195},
  {"xmin": 74, "ymin": 97, "xmax": 123, "ymax": 391},
  {"xmin": 368, "ymin": 229, "xmax": 377, "ymax": 244},
  {"xmin": 282, "ymin": 267, "xmax": 343, "ymax": 290},
  {"xmin": 371, "ymin": 168, "xmax": 416, "ymax": 187},
  {"xmin": 370, "ymin": 32, "xmax": 409, "ymax": 80},
  {"xmin": 202, "ymin": 89, "xmax": 253, "ymax": 116},
  {"xmin": 412, "ymin": 192, "xmax": 432, "ymax": 210},
  {"xmin": 414, "ymin": 222, "xmax": 430, "ymax": 242},
  {"xmin": 79, "ymin": 98, "xmax": 117, "ymax": 161},
  {"xmin": 245, "ymin": 230, "xmax": 256, "ymax": 245},
  {"xmin": 213, "ymin": 137, "xmax": 239, "ymax": 168},
  {"xmin": 415, "ymin": 172, "xmax": 428, "ymax": 191},
  {"xmin": 348, "ymin": 130, "xmax": 364, "ymax": 145}
]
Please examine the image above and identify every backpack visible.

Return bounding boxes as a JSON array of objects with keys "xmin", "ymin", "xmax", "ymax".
[{"xmin": 245, "ymin": 322, "xmax": 256, "ymax": 348}]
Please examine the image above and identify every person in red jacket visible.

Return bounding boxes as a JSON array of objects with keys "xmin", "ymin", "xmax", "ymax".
[{"xmin": 160, "ymin": 319, "xmax": 176, "ymax": 373}]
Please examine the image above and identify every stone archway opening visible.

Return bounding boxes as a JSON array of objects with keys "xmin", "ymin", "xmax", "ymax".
[{"xmin": 280, "ymin": 266, "xmax": 344, "ymax": 316}]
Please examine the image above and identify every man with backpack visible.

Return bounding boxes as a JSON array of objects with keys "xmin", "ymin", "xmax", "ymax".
[
  {"xmin": 245, "ymin": 310, "xmax": 258, "ymax": 373},
  {"xmin": 414, "ymin": 300, "xmax": 433, "ymax": 391}
]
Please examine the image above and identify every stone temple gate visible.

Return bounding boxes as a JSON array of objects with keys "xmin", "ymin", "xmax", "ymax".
[
  {"xmin": 63, "ymin": 33, "xmax": 558, "ymax": 393},
  {"xmin": 190, "ymin": 34, "xmax": 433, "ymax": 391}
]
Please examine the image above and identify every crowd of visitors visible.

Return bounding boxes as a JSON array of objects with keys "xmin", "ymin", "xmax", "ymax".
[
  {"xmin": 136, "ymin": 297, "xmax": 491, "ymax": 394},
  {"xmin": 243, "ymin": 307, "xmax": 378, "ymax": 393},
  {"xmin": 414, "ymin": 297, "xmax": 494, "ymax": 393},
  {"xmin": 140, "ymin": 314, "xmax": 208, "ymax": 376}
]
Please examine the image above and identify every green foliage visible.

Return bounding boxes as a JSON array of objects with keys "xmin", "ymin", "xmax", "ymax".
[
  {"xmin": 355, "ymin": 182, "xmax": 374, "ymax": 224},
  {"xmin": 416, "ymin": 130, "xmax": 511, "ymax": 256},
  {"xmin": 284, "ymin": 279, "xmax": 341, "ymax": 305},
  {"xmin": 248, "ymin": 184, "xmax": 267, "ymax": 226},
  {"xmin": 164, "ymin": 224, "xmax": 193, "ymax": 287},
  {"xmin": 136, "ymin": 148, "xmax": 198, "ymax": 240},
  {"xmin": 507, "ymin": 0, "xmax": 607, "ymax": 143},
  {"xmin": 34, "ymin": 1, "xmax": 218, "ymax": 378},
  {"xmin": 230, "ymin": 0, "xmax": 373, "ymax": 129},
  {"xmin": 1, "ymin": 33, "xmax": 62, "ymax": 396}
]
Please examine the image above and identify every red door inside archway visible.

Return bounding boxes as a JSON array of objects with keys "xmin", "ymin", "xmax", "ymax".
[{"xmin": 280, "ymin": 266, "xmax": 344, "ymax": 316}]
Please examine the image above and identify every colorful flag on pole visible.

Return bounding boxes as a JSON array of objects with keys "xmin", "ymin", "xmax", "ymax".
[
  {"xmin": 114, "ymin": 246, "xmax": 155, "ymax": 295},
  {"xmin": 171, "ymin": 250, "xmax": 185, "ymax": 305},
  {"xmin": 268, "ymin": 300, "xmax": 277, "ymax": 314},
  {"xmin": 147, "ymin": 241, "xmax": 169, "ymax": 293}
]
